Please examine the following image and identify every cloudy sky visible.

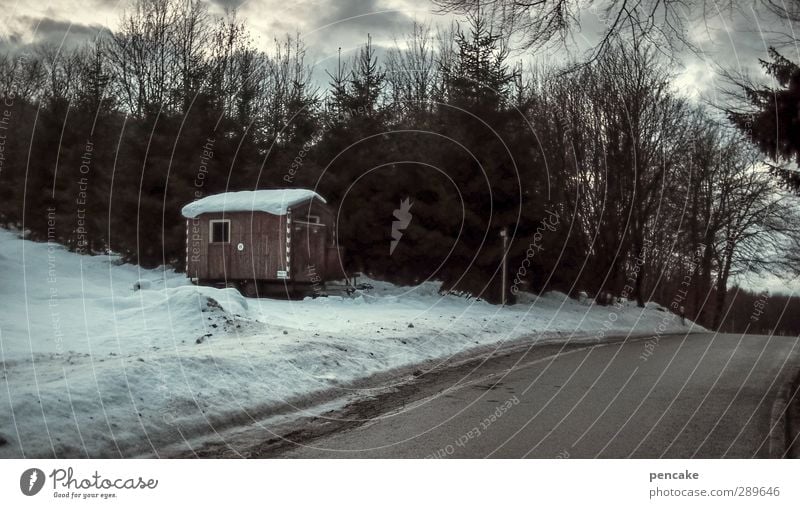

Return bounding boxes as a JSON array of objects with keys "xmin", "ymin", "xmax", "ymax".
[
  {"xmin": 1, "ymin": 0, "xmax": 798, "ymax": 293},
  {"xmin": 2, "ymin": 0, "xmax": 796, "ymax": 94},
  {"xmin": 0, "ymin": 0, "xmax": 439, "ymax": 78}
]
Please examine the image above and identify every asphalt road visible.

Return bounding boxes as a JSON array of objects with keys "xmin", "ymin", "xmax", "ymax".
[{"xmin": 275, "ymin": 333, "xmax": 800, "ymax": 458}]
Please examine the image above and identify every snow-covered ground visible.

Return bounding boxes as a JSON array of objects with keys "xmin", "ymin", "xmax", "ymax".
[{"xmin": 0, "ymin": 228, "xmax": 696, "ymax": 458}]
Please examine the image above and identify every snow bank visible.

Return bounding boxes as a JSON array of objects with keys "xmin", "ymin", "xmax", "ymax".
[
  {"xmin": 180, "ymin": 189, "xmax": 325, "ymax": 218},
  {"xmin": 0, "ymin": 229, "xmax": 696, "ymax": 458}
]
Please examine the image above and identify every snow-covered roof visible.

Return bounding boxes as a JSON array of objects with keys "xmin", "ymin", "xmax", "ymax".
[{"xmin": 181, "ymin": 189, "xmax": 326, "ymax": 218}]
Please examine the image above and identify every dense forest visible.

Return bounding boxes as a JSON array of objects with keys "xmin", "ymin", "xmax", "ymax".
[
  {"xmin": 1, "ymin": 0, "xmax": 799, "ymax": 332},
  {"xmin": 716, "ymin": 287, "xmax": 800, "ymax": 336}
]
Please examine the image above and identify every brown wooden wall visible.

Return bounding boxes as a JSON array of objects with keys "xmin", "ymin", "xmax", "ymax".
[{"xmin": 186, "ymin": 211, "xmax": 288, "ymax": 281}]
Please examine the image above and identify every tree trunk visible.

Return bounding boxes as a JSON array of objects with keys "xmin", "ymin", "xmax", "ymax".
[{"xmin": 712, "ymin": 255, "xmax": 733, "ymax": 330}]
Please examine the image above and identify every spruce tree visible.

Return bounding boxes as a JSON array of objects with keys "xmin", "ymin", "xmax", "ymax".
[{"xmin": 729, "ymin": 48, "xmax": 800, "ymax": 192}]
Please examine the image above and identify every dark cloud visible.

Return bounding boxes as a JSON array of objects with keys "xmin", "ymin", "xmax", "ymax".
[
  {"xmin": 0, "ymin": 16, "xmax": 107, "ymax": 54},
  {"xmin": 26, "ymin": 16, "xmax": 107, "ymax": 47},
  {"xmin": 313, "ymin": 0, "xmax": 415, "ymax": 33},
  {"xmin": 304, "ymin": 0, "xmax": 417, "ymax": 49},
  {"xmin": 208, "ymin": 0, "xmax": 248, "ymax": 10}
]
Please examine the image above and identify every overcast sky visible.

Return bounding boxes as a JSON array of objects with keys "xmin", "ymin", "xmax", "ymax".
[
  {"xmin": 2, "ymin": 0, "xmax": 796, "ymax": 95},
  {"xmin": 1, "ymin": 0, "xmax": 798, "ymax": 294}
]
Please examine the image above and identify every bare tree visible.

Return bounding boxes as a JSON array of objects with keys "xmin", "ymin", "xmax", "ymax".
[
  {"xmin": 0, "ymin": 51, "xmax": 45, "ymax": 102},
  {"xmin": 36, "ymin": 43, "xmax": 82, "ymax": 106},
  {"xmin": 710, "ymin": 143, "xmax": 800, "ymax": 327},
  {"xmin": 105, "ymin": 0, "xmax": 180, "ymax": 117},
  {"xmin": 434, "ymin": 0, "xmax": 700, "ymax": 61},
  {"xmin": 386, "ymin": 20, "xmax": 437, "ymax": 119},
  {"xmin": 172, "ymin": 0, "xmax": 210, "ymax": 113}
]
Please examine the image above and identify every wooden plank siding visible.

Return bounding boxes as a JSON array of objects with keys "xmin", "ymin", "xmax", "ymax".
[{"xmin": 186, "ymin": 211, "xmax": 288, "ymax": 281}]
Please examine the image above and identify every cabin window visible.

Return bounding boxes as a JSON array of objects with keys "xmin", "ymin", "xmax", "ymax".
[
  {"xmin": 296, "ymin": 214, "xmax": 321, "ymax": 225},
  {"xmin": 209, "ymin": 219, "xmax": 230, "ymax": 244}
]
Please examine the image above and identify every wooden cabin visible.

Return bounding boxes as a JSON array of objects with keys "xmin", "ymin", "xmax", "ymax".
[{"xmin": 182, "ymin": 189, "xmax": 343, "ymax": 297}]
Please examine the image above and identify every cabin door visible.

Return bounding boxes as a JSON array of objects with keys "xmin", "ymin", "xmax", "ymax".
[
  {"xmin": 207, "ymin": 219, "xmax": 232, "ymax": 281},
  {"xmin": 292, "ymin": 222, "xmax": 326, "ymax": 282}
]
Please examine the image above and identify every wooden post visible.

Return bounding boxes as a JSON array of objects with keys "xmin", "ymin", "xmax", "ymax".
[{"xmin": 500, "ymin": 227, "xmax": 508, "ymax": 306}]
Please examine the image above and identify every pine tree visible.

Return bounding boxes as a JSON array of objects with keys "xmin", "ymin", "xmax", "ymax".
[
  {"xmin": 443, "ymin": 9, "xmax": 514, "ymax": 111},
  {"xmin": 729, "ymin": 48, "xmax": 800, "ymax": 192},
  {"xmin": 325, "ymin": 47, "xmax": 349, "ymax": 121},
  {"xmin": 345, "ymin": 34, "xmax": 386, "ymax": 116}
]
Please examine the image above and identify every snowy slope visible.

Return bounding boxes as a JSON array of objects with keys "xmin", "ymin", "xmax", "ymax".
[{"xmin": 0, "ymin": 229, "xmax": 696, "ymax": 458}]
